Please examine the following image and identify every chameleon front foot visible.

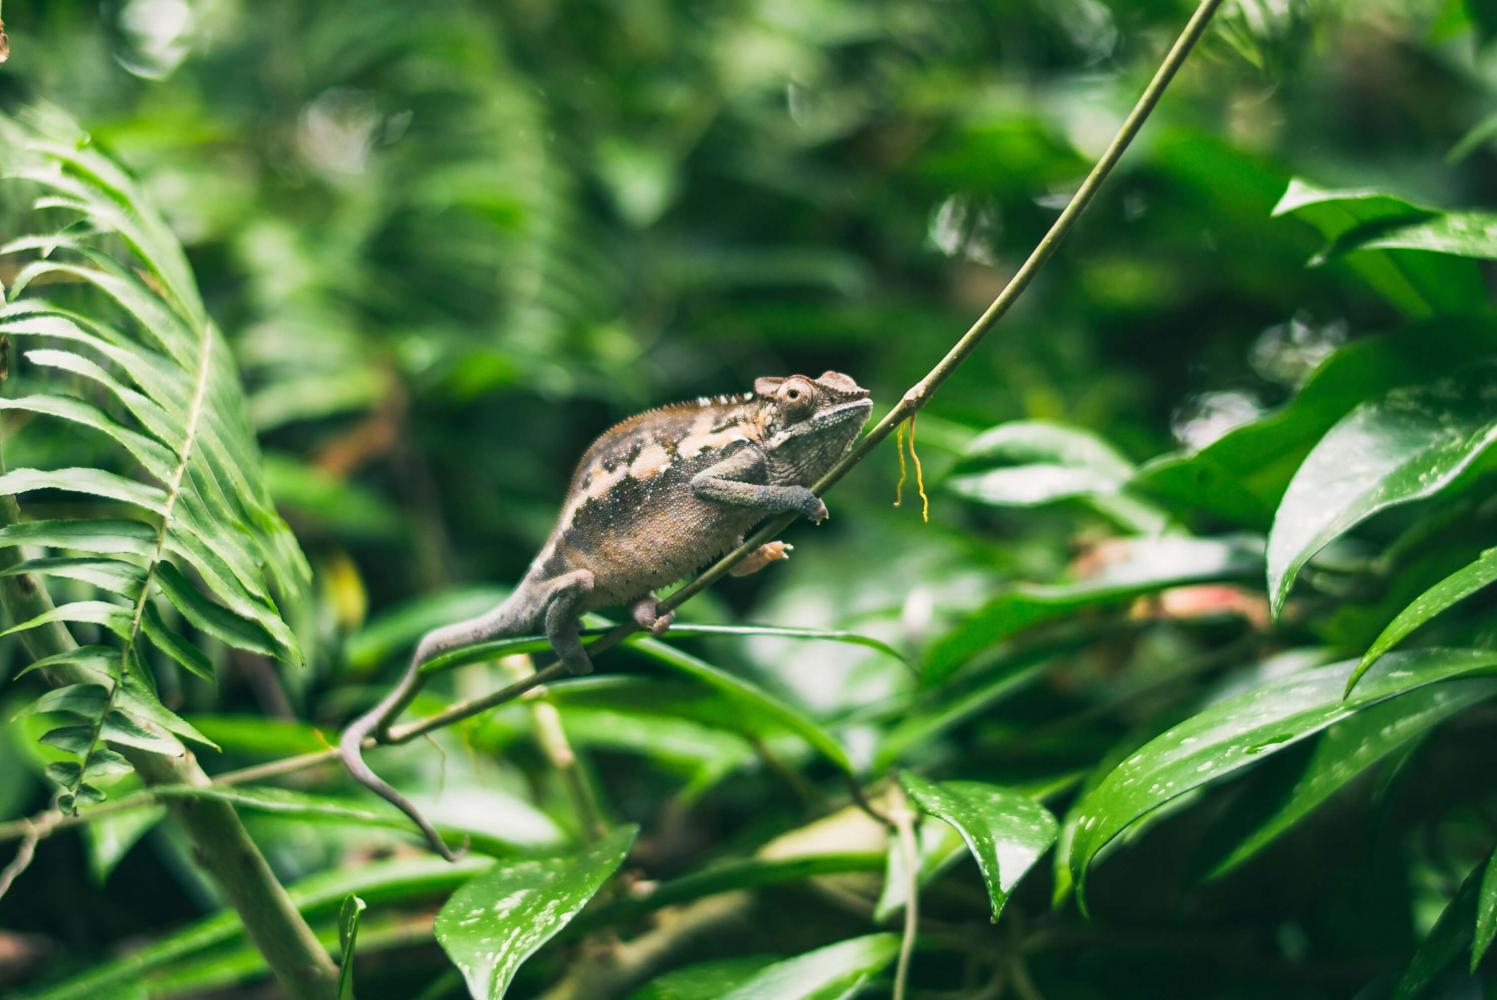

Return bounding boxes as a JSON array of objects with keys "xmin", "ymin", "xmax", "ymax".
[
  {"xmin": 629, "ymin": 596, "xmax": 676, "ymax": 636},
  {"xmin": 730, "ymin": 540, "xmax": 794, "ymax": 577}
]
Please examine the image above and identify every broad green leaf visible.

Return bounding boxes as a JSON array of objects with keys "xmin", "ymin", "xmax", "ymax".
[
  {"xmin": 434, "ymin": 825, "xmax": 637, "ymax": 1000},
  {"xmin": 1267, "ymin": 367, "xmax": 1497, "ymax": 616},
  {"xmin": 949, "ymin": 420, "xmax": 1134, "ymax": 506},
  {"xmin": 1350, "ymin": 546, "xmax": 1497, "ymax": 692},
  {"xmin": 337, "ymin": 894, "xmax": 366, "ymax": 1000},
  {"xmin": 1067, "ymin": 648, "xmax": 1497, "ymax": 908},
  {"xmin": 1136, "ymin": 320, "xmax": 1496, "ymax": 528},
  {"xmin": 899, "ymin": 773, "xmax": 1058, "ymax": 920},
  {"xmin": 1475, "ymin": 848, "xmax": 1497, "ymax": 971},
  {"xmin": 718, "ymin": 934, "xmax": 900, "ymax": 1000},
  {"xmin": 1205, "ymin": 679, "xmax": 1497, "ymax": 878},
  {"xmin": 927, "ymin": 536, "xmax": 1263, "ymax": 679},
  {"xmin": 1272, "ymin": 179, "xmax": 1488, "ymax": 315}
]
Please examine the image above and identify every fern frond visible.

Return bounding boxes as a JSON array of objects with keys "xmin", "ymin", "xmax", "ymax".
[{"xmin": 0, "ymin": 112, "xmax": 310, "ymax": 810}]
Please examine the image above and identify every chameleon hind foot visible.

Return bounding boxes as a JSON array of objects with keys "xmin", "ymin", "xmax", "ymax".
[{"xmin": 629, "ymin": 595, "xmax": 675, "ymax": 636}]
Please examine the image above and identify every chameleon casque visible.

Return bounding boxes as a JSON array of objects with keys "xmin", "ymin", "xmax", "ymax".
[{"xmin": 340, "ymin": 371, "xmax": 873, "ymax": 858}]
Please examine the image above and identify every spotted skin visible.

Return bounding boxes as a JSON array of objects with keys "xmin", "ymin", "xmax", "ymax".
[{"xmin": 340, "ymin": 372, "xmax": 873, "ymax": 859}]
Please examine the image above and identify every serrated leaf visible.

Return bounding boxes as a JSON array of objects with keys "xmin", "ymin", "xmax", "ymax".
[
  {"xmin": 435, "ymin": 825, "xmax": 637, "ymax": 999},
  {"xmin": 1267, "ymin": 367, "xmax": 1497, "ymax": 616},
  {"xmin": 899, "ymin": 773, "xmax": 1058, "ymax": 921}
]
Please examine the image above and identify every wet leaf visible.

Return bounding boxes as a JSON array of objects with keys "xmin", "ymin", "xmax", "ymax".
[
  {"xmin": 1068, "ymin": 648, "xmax": 1497, "ymax": 908},
  {"xmin": 1205, "ymin": 679, "xmax": 1497, "ymax": 878},
  {"xmin": 1267, "ymin": 366, "xmax": 1497, "ymax": 616},
  {"xmin": 1350, "ymin": 546, "xmax": 1497, "ymax": 692},
  {"xmin": 717, "ymin": 934, "xmax": 900, "ymax": 1000},
  {"xmin": 899, "ymin": 773, "xmax": 1058, "ymax": 920},
  {"xmin": 434, "ymin": 825, "xmax": 637, "ymax": 999},
  {"xmin": 337, "ymin": 894, "xmax": 366, "ymax": 1000}
]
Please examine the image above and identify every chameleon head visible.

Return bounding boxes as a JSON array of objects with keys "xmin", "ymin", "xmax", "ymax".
[{"xmin": 753, "ymin": 371, "xmax": 873, "ymax": 480}]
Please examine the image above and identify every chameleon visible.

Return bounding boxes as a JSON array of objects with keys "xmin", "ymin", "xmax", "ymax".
[{"xmin": 340, "ymin": 371, "xmax": 873, "ymax": 859}]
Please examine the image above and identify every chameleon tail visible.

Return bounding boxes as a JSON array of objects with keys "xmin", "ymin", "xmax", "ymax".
[{"xmin": 338, "ymin": 597, "xmax": 531, "ymax": 862}]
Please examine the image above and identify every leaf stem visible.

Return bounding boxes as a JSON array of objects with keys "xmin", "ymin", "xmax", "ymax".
[{"xmin": 891, "ymin": 783, "xmax": 921, "ymax": 1000}]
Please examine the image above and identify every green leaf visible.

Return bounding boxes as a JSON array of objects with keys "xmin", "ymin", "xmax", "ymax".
[
  {"xmin": 1267, "ymin": 366, "xmax": 1497, "ymax": 616},
  {"xmin": 1272, "ymin": 179, "xmax": 1489, "ymax": 315},
  {"xmin": 949, "ymin": 419, "xmax": 1136, "ymax": 506},
  {"xmin": 418, "ymin": 622, "xmax": 908, "ymax": 676},
  {"xmin": 1475, "ymin": 848, "xmax": 1497, "ymax": 972},
  {"xmin": 1395, "ymin": 855, "xmax": 1483, "ymax": 999},
  {"xmin": 1, "ymin": 600, "xmax": 133, "ymax": 639},
  {"xmin": 1067, "ymin": 648, "xmax": 1497, "ymax": 908},
  {"xmin": 927, "ymin": 535, "xmax": 1263, "ymax": 679},
  {"xmin": 337, "ymin": 894, "xmax": 366, "ymax": 1000},
  {"xmin": 628, "ymin": 957, "xmax": 780, "ymax": 1000},
  {"xmin": 434, "ymin": 825, "xmax": 637, "ymax": 1000},
  {"xmin": 1136, "ymin": 320, "xmax": 1497, "ymax": 528},
  {"xmin": 0, "ymin": 557, "xmax": 144, "ymax": 594},
  {"xmin": 631, "ymin": 638, "xmax": 854, "ymax": 774},
  {"xmin": 899, "ymin": 773, "xmax": 1058, "ymax": 920},
  {"xmin": 717, "ymin": 934, "xmax": 900, "ymax": 1000},
  {"xmin": 1350, "ymin": 546, "xmax": 1497, "ymax": 692},
  {"xmin": 1205, "ymin": 679, "xmax": 1497, "ymax": 878}
]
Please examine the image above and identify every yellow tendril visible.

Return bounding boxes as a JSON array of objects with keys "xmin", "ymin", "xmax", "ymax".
[
  {"xmin": 908, "ymin": 414, "xmax": 929, "ymax": 523},
  {"xmin": 891, "ymin": 416, "xmax": 929, "ymax": 522},
  {"xmin": 893, "ymin": 421, "xmax": 908, "ymax": 508}
]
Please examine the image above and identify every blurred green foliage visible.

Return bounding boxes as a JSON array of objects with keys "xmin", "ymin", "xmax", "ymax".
[{"xmin": 1, "ymin": 0, "xmax": 1496, "ymax": 997}]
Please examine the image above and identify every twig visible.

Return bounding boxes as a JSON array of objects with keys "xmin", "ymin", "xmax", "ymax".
[
  {"xmin": 890, "ymin": 784, "xmax": 921, "ymax": 1000},
  {"xmin": 0, "ymin": 814, "xmax": 43, "ymax": 901}
]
